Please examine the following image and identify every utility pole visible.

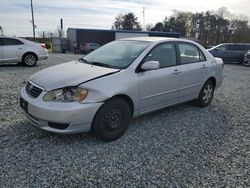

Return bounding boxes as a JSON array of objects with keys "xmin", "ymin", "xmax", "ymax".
[
  {"xmin": 0, "ymin": 25, "xmax": 3, "ymax": 36},
  {"xmin": 30, "ymin": 0, "xmax": 35, "ymax": 40},
  {"xmin": 60, "ymin": 18, "xmax": 63, "ymax": 38}
]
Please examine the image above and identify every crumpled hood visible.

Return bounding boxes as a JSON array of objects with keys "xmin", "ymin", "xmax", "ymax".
[{"xmin": 30, "ymin": 61, "xmax": 119, "ymax": 91}]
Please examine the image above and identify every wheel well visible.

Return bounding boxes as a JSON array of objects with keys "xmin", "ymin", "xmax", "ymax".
[
  {"xmin": 207, "ymin": 77, "xmax": 216, "ymax": 87},
  {"xmin": 110, "ymin": 94, "xmax": 134, "ymax": 117},
  {"xmin": 22, "ymin": 52, "xmax": 38, "ymax": 62}
]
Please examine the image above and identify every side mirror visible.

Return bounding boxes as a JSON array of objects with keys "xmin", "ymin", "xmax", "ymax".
[{"xmin": 141, "ymin": 61, "xmax": 160, "ymax": 71}]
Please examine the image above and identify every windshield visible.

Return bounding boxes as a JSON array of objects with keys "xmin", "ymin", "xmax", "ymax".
[{"xmin": 80, "ymin": 40, "xmax": 151, "ymax": 69}]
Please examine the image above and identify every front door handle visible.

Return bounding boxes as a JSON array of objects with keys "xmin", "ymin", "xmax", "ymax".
[
  {"xmin": 202, "ymin": 64, "xmax": 208, "ymax": 69},
  {"xmin": 173, "ymin": 69, "xmax": 181, "ymax": 75}
]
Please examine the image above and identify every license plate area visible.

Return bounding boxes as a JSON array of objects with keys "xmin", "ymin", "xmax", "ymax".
[{"xmin": 20, "ymin": 97, "xmax": 28, "ymax": 112}]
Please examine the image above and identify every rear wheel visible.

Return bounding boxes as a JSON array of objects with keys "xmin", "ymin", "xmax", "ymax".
[
  {"xmin": 22, "ymin": 53, "xmax": 37, "ymax": 66},
  {"xmin": 92, "ymin": 98, "xmax": 131, "ymax": 141},
  {"xmin": 195, "ymin": 80, "xmax": 215, "ymax": 107},
  {"xmin": 242, "ymin": 61, "xmax": 250, "ymax": 66}
]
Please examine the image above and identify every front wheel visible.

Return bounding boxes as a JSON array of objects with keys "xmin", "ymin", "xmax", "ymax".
[
  {"xmin": 242, "ymin": 61, "xmax": 250, "ymax": 67},
  {"xmin": 195, "ymin": 80, "xmax": 215, "ymax": 108},
  {"xmin": 91, "ymin": 98, "xmax": 131, "ymax": 141},
  {"xmin": 22, "ymin": 53, "xmax": 37, "ymax": 66}
]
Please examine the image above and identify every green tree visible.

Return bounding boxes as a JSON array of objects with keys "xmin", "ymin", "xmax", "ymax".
[
  {"xmin": 230, "ymin": 20, "xmax": 250, "ymax": 42},
  {"xmin": 150, "ymin": 22, "xmax": 164, "ymax": 31},
  {"xmin": 113, "ymin": 9, "xmax": 250, "ymax": 45},
  {"xmin": 112, "ymin": 12, "xmax": 142, "ymax": 31}
]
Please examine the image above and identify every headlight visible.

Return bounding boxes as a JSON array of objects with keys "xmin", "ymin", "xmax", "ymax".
[{"xmin": 43, "ymin": 87, "xmax": 88, "ymax": 102}]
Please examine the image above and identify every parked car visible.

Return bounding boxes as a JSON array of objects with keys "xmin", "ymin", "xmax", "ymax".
[
  {"xmin": 0, "ymin": 36, "xmax": 48, "ymax": 66},
  {"xmin": 79, "ymin": 43, "xmax": 101, "ymax": 54},
  {"xmin": 208, "ymin": 43, "xmax": 250, "ymax": 65},
  {"xmin": 20, "ymin": 37, "xmax": 224, "ymax": 141},
  {"xmin": 243, "ymin": 50, "xmax": 250, "ymax": 66}
]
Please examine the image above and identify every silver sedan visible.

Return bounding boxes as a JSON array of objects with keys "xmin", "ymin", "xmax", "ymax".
[
  {"xmin": 0, "ymin": 36, "xmax": 48, "ymax": 66},
  {"xmin": 20, "ymin": 37, "xmax": 224, "ymax": 141}
]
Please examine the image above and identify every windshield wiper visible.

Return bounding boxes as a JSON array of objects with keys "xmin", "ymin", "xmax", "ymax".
[
  {"xmin": 91, "ymin": 61, "xmax": 111, "ymax": 68},
  {"xmin": 78, "ymin": 57, "xmax": 91, "ymax": 64},
  {"xmin": 79, "ymin": 58, "xmax": 117, "ymax": 68}
]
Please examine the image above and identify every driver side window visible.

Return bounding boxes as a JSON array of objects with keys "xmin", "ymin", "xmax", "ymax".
[{"xmin": 144, "ymin": 43, "xmax": 177, "ymax": 68}]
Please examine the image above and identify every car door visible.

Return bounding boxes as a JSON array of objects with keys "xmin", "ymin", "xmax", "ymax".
[
  {"xmin": 228, "ymin": 44, "xmax": 246, "ymax": 62},
  {"xmin": 215, "ymin": 44, "xmax": 231, "ymax": 61},
  {"xmin": 177, "ymin": 42, "xmax": 208, "ymax": 101},
  {"xmin": 1, "ymin": 38, "xmax": 24, "ymax": 62},
  {"xmin": 138, "ymin": 42, "xmax": 181, "ymax": 114}
]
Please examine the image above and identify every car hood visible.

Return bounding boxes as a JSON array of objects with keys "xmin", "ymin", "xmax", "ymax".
[{"xmin": 30, "ymin": 60, "xmax": 120, "ymax": 91}]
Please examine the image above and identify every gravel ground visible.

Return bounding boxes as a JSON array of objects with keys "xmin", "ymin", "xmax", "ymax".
[{"xmin": 0, "ymin": 54, "xmax": 249, "ymax": 187}]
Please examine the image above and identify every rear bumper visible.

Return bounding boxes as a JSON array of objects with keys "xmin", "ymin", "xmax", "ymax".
[
  {"xmin": 216, "ymin": 74, "xmax": 224, "ymax": 90},
  {"xmin": 244, "ymin": 56, "xmax": 250, "ymax": 62},
  {"xmin": 38, "ymin": 49, "xmax": 48, "ymax": 60},
  {"xmin": 38, "ymin": 53, "xmax": 48, "ymax": 60}
]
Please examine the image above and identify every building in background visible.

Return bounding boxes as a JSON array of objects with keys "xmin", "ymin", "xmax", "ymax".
[{"xmin": 67, "ymin": 28, "xmax": 180, "ymax": 51}]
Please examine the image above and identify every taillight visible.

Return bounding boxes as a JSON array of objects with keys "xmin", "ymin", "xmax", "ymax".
[
  {"xmin": 215, "ymin": 58, "xmax": 224, "ymax": 69},
  {"xmin": 40, "ymin": 43, "xmax": 46, "ymax": 49}
]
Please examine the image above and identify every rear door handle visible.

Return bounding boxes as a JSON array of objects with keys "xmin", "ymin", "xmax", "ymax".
[{"xmin": 173, "ymin": 69, "xmax": 181, "ymax": 75}]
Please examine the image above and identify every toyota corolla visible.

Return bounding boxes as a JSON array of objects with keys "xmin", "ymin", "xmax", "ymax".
[{"xmin": 20, "ymin": 37, "xmax": 224, "ymax": 141}]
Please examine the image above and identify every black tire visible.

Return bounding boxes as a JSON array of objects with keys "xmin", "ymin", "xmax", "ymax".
[
  {"xmin": 92, "ymin": 98, "xmax": 131, "ymax": 141},
  {"xmin": 242, "ymin": 61, "xmax": 250, "ymax": 67},
  {"xmin": 195, "ymin": 80, "xmax": 215, "ymax": 108},
  {"xmin": 22, "ymin": 53, "xmax": 37, "ymax": 67}
]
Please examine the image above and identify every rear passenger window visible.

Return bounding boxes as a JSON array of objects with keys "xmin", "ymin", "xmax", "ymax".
[
  {"xmin": 228, "ymin": 45, "xmax": 244, "ymax": 51},
  {"xmin": 3, "ymin": 38, "xmax": 23, "ymax": 45},
  {"xmin": 245, "ymin": 45, "xmax": 250, "ymax": 51},
  {"xmin": 178, "ymin": 43, "xmax": 205, "ymax": 64},
  {"xmin": 144, "ymin": 43, "xmax": 177, "ymax": 68}
]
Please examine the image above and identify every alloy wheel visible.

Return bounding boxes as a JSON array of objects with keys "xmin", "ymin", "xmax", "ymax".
[
  {"xmin": 24, "ymin": 54, "xmax": 36, "ymax": 66},
  {"xmin": 202, "ymin": 84, "xmax": 213, "ymax": 104}
]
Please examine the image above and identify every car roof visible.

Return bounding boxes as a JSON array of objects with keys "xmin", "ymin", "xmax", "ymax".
[
  {"xmin": 119, "ymin": 37, "xmax": 193, "ymax": 43},
  {"xmin": 0, "ymin": 36, "xmax": 38, "ymax": 44},
  {"xmin": 0, "ymin": 36, "xmax": 21, "ymax": 39},
  {"xmin": 217, "ymin": 43, "xmax": 250, "ymax": 45}
]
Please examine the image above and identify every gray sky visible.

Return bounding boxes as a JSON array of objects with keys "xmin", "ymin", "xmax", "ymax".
[{"xmin": 0, "ymin": 0, "xmax": 249, "ymax": 37}]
